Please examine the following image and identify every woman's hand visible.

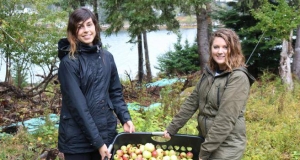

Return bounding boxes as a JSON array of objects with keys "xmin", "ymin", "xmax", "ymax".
[
  {"xmin": 98, "ymin": 144, "xmax": 111, "ymax": 160},
  {"xmin": 163, "ymin": 130, "xmax": 171, "ymax": 139},
  {"xmin": 123, "ymin": 120, "xmax": 135, "ymax": 133}
]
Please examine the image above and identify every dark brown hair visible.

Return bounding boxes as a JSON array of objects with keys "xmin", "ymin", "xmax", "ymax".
[
  {"xmin": 67, "ymin": 7, "xmax": 101, "ymax": 57},
  {"xmin": 208, "ymin": 28, "xmax": 245, "ymax": 71}
]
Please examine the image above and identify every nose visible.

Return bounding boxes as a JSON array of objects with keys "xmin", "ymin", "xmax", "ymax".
[
  {"xmin": 218, "ymin": 48, "xmax": 224, "ymax": 54},
  {"xmin": 82, "ymin": 25, "xmax": 88, "ymax": 32}
]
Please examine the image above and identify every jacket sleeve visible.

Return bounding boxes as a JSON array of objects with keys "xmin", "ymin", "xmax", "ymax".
[
  {"xmin": 108, "ymin": 54, "xmax": 131, "ymax": 125},
  {"xmin": 199, "ymin": 71, "xmax": 250, "ymax": 159},
  {"xmin": 166, "ymin": 78, "xmax": 201, "ymax": 135},
  {"xmin": 58, "ymin": 59, "xmax": 104, "ymax": 149}
]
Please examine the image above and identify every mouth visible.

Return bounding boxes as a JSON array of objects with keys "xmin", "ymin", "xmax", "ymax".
[{"xmin": 83, "ymin": 34, "xmax": 92, "ymax": 38}]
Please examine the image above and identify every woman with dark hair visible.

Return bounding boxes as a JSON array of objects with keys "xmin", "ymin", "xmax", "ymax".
[
  {"xmin": 57, "ymin": 7, "xmax": 135, "ymax": 160},
  {"xmin": 163, "ymin": 28, "xmax": 255, "ymax": 160}
]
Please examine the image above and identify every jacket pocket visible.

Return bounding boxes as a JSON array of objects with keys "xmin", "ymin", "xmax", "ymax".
[{"xmin": 59, "ymin": 114, "xmax": 83, "ymax": 144}]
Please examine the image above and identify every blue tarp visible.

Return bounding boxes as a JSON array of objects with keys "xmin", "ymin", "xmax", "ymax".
[
  {"xmin": 0, "ymin": 103, "xmax": 162, "ymax": 137},
  {"xmin": 127, "ymin": 102, "xmax": 162, "ymax": 111},
  {"xmin": 145, "ymin": 78, "xmax": 185, "ymax": 88},
  {"xmin": 0, "ymin": 114, "xmax": 59, "ymax": 136}
]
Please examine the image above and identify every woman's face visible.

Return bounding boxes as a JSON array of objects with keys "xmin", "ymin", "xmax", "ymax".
[
  {"xmin": 76, "ymin": 18, "xmax": 96, "ymax": 46},
  {"xmin": 211, "ymin": 37, "xmax": 228, "ymax": 70}
]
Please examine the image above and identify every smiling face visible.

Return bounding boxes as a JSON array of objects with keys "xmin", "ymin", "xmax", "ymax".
[
  {"xmin": 76, "ymin": 18, "xmax": 96, "ymax": 46},
  {"xmin": 211, "ymin": 37, "xmax": 228, "ymax": 70}
]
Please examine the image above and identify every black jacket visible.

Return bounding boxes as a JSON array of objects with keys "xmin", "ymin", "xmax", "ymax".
[{"xmin": 57, "ymin": 38, "xmax": 131, "ymax": 154}]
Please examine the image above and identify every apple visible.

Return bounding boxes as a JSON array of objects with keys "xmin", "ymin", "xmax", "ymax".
[
  {"xmin": 156, "ymin": 148, "xmax": 164, "ymax": 157},
  {"xmin": 127, "ymin": 144, "xmax": 133, "ymax": 149},
  {"xmin": 180, "ymin": 152, "xmax": 186, "ymax": 158},
  {"xmin": 164, "ymin": 150, "xmax": 169, "ymax": 156},
  {"xmin": 121, "ymin": 145, "xmax": 128, "ymax": 154},
  {"xmin": 170, "ymin": 155, "xmax": 177, "ymax": 160},
  {"xmin": 168, "ymin": 150, "xmax": 176, "ymax": 156},
  {"xmin": 139, "ymin": 145, "xmax": 145, "ymax": 152},
  {"xmin": 186, "ymin": 147, "xmax": 192, "ymax": 151},
  {"xmin": 152, "ymin": 150, "xmax": 158, "ymax": 158},
  {"xmin": 186, "ymin": 152, "xmax": 193, "ymax": 159},
  {"xmin": 130, "ymin": 152, "xmax": 137, "ymax": 159},
  {"xmin": 136, "ymin": 154, "xmax": 143, "ymax": 160},
  {"xmin": 123, "ymin": 154, "xmax": 129, "ymax": 160},
  {"xmin": 142, "ymin": 150, "xmax": 152, "ymax": 159},
  {"xmin": 135, "ymin": 148, "xmax": 141, "ymax": 154},
  {"xmin": 128, "ymin": 146, "xmax": 137, "ymax": 154},
  {"xmin": 145, "ymin": 143, "xmax": 155, "ymax": 152},
  {"xmin": 162, "ymin": 156, "xmax": 170, "ymax": 160},
  {"xmin": 114, "ymin": 154, "xmax": 121, "ymax": 160},
  {"xmin": 116, "ymin": 149, "xmax": 124, "ymax": 157}
]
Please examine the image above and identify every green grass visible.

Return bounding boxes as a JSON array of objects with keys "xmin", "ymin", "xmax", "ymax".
[{"xmin": 0, "ymin": 72, "xmax": 299, "ymax": 160}]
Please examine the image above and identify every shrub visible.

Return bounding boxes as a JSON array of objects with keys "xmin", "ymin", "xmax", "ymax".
[{"xmin": 155, "ymin": 35, "xmax": 200, "ymax": 76}]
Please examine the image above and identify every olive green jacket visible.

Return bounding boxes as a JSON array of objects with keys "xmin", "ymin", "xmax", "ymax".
[{"xmin": 166, "ymin": 66, "xmax": 255, "ymax": 160}]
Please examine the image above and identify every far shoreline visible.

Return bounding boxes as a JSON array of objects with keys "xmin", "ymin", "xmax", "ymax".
[{"xmin": 100, "ymin": 23, "xmax": 197, "ymax": 31}]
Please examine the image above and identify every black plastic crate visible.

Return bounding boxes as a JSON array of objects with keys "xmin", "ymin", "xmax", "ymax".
[{"xmin": 108, "ymin": 132, "xmax": 204, "ymax": 160}]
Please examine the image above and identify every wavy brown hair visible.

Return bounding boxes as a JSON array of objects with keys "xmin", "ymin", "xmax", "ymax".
[
  {"xmin": 67, "ymin": 7, "xmax": 101, "ymax": 57},
  {"xmin": 208, "ymin": 28, "xmax": 245, "ymax": 71}
]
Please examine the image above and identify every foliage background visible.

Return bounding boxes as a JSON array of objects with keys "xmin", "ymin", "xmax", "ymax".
[{"xmin": 0, "ymin": 72, "xmax": 300, "ymax": 160}]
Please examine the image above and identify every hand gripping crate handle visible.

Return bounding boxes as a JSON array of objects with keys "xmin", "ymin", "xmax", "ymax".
[{"xmin": 104, "ymin": 144, "xmax": 113, "ymax": 160}]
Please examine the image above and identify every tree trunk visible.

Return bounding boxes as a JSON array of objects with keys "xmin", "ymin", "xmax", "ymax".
[
  {"xmin": 292, "ymin": 25, "xmax": 300, "ymax": 80},
  {"xmin": 79, "ymin": 0, "xmax": 85, "ymax": 6},
  {"xmin": 143, "ymin": 31, "xmax": 152, "ymax": 82},
  {"xmin": 137, "ymin": 34, "xmax": 144, "ymax": 83},
  {"xmin": 196, "ymin": 5, "xmax": 210, "ymax": 72},
  {"xmin": 93, "ymin": 0, "xmax": 99, "ymax": 21},
  {"xmin": 206, "ymin": 3, "xmax": 213, "ymax": 39},
  {"xmin": 4, "ymin": 42, "xmax": 13, "ymax": 84},
  {"xmin": 279, "ymin": 31, "xmax": 294, "ymax": 90}
]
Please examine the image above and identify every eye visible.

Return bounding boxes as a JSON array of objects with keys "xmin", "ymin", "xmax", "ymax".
[
  {"xmin": 213, "ymin": 46, "xmax": 219, "ymax": 49},
  {"xmin": 77, "ymin": 24, "xmax": 83, "ymax": 29}
]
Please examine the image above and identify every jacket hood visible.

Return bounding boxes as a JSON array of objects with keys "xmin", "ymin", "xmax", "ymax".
[
  {"xmin": 57, "ymin": 38, "xmax": 102, "ymax": 60},
  {"xmin": 58, "ymin": 38, "xmax": 71, "ymax": 60},
  {"xmin": 233, "ymin": 67, "xmax": 256, "ymax": 86},
  {"xmin": 205, "ymin": 66, "xmax": 256, "ymax": 86}
]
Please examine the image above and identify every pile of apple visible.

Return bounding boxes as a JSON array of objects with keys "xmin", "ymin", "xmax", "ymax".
[{"xmin": 113, "ymin": 143, "xmax": 193, "ymax": 160}]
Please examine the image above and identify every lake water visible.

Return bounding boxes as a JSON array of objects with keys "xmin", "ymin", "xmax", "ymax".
[{"xmin": 0, "ymin": 28, "xmax": 197, "ymax": 82}]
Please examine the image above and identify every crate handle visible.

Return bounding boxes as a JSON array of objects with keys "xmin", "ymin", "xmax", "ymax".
[
  {"xmin": 151, "ymin": 132, "xmax": 165, "ymax": 136},
  {"xmin": 108, "ymin": 144, "xmax": 113, "ymax": 153},
  {"xmin": 103, "ymin": 144, "xmax": 113, "ymax": 160}
]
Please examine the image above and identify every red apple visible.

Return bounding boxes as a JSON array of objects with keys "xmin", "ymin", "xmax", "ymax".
[
  {"xmin": 152, "ymin": 150, "xmax": 158, "ymax": 158},
  {"xmin": 123, "ymin": 154, "xmax": 129, "ymax": 160},
  {"xmin": 117, "ymin": 149, "xmax": 124, "ymax": 157},
  {"xmin": 186, "ymin": 152, "xmax": 193, "ymax": 159}
]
